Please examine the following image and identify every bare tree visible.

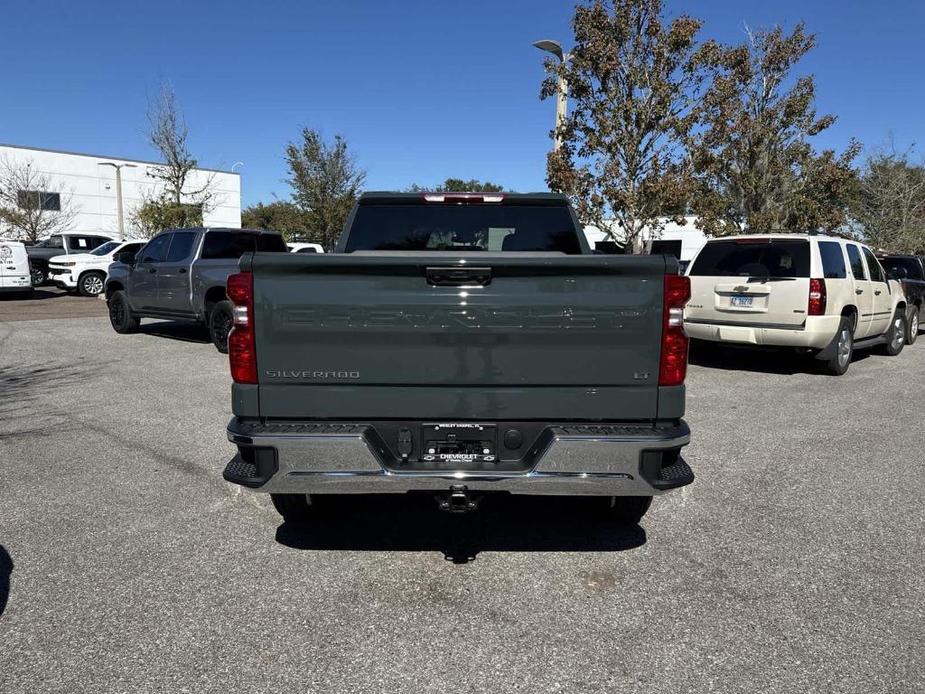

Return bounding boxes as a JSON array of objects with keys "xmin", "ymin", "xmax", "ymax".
[
  {"xmin": 850, "ymin": 144, "xmax": 925, "ymax": 253},
  {"xmin": 131, "ymin": 83, "xmax": 216, "ymax": 237},
  {"xmin": 0, "ymin": 156, "xmax": 78, "ymax": 243}
]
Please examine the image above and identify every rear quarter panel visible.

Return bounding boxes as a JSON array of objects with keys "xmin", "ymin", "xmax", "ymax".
[{"xmin": 191, "ymin": 259, "xmax": 241, "ymax": 316}]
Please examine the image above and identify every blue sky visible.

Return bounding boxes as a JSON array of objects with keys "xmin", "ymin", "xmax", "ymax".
[{"xmin": 2, "ymin": 0, "xmax": 923, "ymax": 206}]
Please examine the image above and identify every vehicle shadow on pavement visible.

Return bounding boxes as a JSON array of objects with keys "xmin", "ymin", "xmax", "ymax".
[
  {"xmin": 275, "ymin": 495, "xmax": 646, "ymax": 564},
  {"xmin": 140, "ymin": 321, "xmax": 211, "ymax": 345},
  {"xmin": 0, "ymin": 288, "xmax": 63, "ymax": 301},
  {"xmin": 0, "ymin": 362, "xmax": 105, "ymax": 439},
  {"xmin": 0, "ymin": 545, "xmax": 12, "ymax": 618},
  {"xmin": 689, "ymin": 339, "xmax": 871, "ymax": 375}
]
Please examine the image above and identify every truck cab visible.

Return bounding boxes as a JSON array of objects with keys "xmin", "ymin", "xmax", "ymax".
[{"xmin": 878, "ymin": 254, "xmax": 925, "ymax": 345}]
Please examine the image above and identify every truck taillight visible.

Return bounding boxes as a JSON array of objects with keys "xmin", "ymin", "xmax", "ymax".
[
  {"xmin": 227, "ymin": 272, "xmax": 257, "ymax": 384},
  {"xmin": 659, "ymin": 274, "xmax": 691, "ymax": 387},
  {"xmin": 808, "ymin": 278, "xmax": 826, "ymax": 316}
]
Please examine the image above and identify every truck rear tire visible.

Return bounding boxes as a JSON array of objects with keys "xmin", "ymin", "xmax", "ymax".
[
  {"xmin": 270, "ymin": 493, "xmax": 315, "ymax": 522},
  {"xmin": 209, "ymin": 300, "xmax": 233, "ymax": 354},
  {"xmin": 602, "ymin": 496, "xmax": 652, "ymax": 525},
  {"xmin": 906, "ymin": 305, "xmax": 919, "ymax": 345},
  {"xmin": 108, "ymin": 290, "xmax": 140, "ymax": 334}
]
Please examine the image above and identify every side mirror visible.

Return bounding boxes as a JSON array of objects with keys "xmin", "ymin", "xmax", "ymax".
[{"xmin": 116, "ymin": 251, "xmax": 136, "ymax": 265}]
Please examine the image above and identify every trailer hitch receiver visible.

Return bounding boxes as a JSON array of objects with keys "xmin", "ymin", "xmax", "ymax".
[{"xmin": 437, "ymin": 485, "xmax": 479, "ymax": 513}]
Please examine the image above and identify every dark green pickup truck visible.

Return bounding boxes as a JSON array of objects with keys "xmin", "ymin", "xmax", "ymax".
[{"xmin": 223, "ymin": 192, "xmax": 693, "ymax": 523}]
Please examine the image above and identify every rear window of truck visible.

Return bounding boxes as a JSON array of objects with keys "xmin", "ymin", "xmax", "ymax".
[
  {"xmin": 201, "ymin": 231, "xmax": 287, "ymax": 259},
  {"xmin": 344, "ymin": 205, "xmax": 582, "ymax": 253},
  {"xmin": 690, "ymin": 239, "xmax": 810, "ymax": 278},
  {"xmin": 880, "ymin": 257, "xmax": 925, "ymax": 280}
]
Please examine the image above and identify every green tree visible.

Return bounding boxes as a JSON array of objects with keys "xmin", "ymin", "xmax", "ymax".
[
  {"xmin": 286, "ymin": 128, "xmax": 365, "ymax": 251},
  {"xmin": 241, "ymin": 201, "xmax": 314, "ymax": 242},
  {"xmin": 407, "ymin": 178, "xmax": 505, "ymax": 192},
  {"xmin": 850, "ymin": 146, "xmax": 925, "ymax": 253},
  {"xmin": 690, "ymin": 24, "xmax": 859, "ymax": 235},
  {"xmin": 544, "ymin": 0, "xmax": 720, "ymax": 252}
]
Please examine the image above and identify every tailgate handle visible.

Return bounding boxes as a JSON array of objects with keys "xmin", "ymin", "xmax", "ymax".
[{"xmin": 426, "ymin": 267, "xmax": 492, "ymax": 287}]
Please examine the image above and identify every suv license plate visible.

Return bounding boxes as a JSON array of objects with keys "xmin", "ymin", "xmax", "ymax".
[{"xmin": 730, "ymin": 295, "xmax": 753, "ymax": 307}]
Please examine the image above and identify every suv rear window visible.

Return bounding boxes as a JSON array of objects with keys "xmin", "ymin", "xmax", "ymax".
[
  {"xmin": 344, "ymin": 204, "xmax": 582, "ymax": 253},
  {"xmin": 201, "ymin": 231, "xmax": 287, "ymax": 259},
  {"xmin": 689, "ymin": 239, "xmax": 810, "ymax": 278}
]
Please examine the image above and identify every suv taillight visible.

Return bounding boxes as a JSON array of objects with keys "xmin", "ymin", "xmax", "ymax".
[
  {"xmin": 808, "ymin": 278, "xmax": 826, "ymax": 316},
  {"xmin": 227, "ymin": 272, "xmax": 257, "ymax": 384},
  {"xmin": 659, "ymin": 274, "xmax": 691, "ymax": 386}
]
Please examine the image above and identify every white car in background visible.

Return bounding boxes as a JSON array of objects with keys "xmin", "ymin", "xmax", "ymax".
[
  {"xmin": 0, "ymin": 240, "xmax": 33, "ymax": 298},
  {"xmin": 48, "ymin": 239, "xmax": 145, "ymax": 297},
  {"xmin": 287, "ymin": 242, "xmax": 325, "ymax": 254}
]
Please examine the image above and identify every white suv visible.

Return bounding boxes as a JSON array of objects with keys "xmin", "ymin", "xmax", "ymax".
[
  {"xmin": 684, "ymin": 234, "xmax": 908, "ymax": 375},
  {"xmin": 48, "ymin": 239, "xmax": 144, "ymax": 297}
]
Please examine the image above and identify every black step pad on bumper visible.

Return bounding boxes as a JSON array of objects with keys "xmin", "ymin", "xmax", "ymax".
[
  {"xmin": 222, "ymin": 448, "xmax": 278, "ymax": 488},
  {"xmin": 652, "ymin": 457, "xmax": 695, "ymax": 490}
]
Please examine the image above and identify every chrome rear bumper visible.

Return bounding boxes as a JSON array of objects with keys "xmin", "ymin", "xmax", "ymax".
[{"xmin": 224, "ymin": 419, "xmax": 693, "ymax": 496}]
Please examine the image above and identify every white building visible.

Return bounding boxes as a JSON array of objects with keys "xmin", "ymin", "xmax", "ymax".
[
  {"xmin": 0, "ymin": 143, "xmax": 241, "ymax": 238},
  {"xmin": 583, "ymin": 216, "xmax": 708, "ymax": 261}
]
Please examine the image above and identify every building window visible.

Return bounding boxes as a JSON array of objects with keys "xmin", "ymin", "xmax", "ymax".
[{"xmin": 17, "ymin": 190, "xmax": 61, "ymax": 211}]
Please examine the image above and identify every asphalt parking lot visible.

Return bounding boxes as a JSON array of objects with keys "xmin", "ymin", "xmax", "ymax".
[
  {"xmin": 0, "ymin": 287, "xmax": 108, "ymax": 322},
  {"xmin": 1, "ymin": 299, "xmax": 923, "ymax": 693}
]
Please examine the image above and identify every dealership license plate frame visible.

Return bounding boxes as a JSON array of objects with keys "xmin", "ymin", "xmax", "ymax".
[{"xmin": 421, "ymin": 423, "xmax": 498, "ymax": 463}]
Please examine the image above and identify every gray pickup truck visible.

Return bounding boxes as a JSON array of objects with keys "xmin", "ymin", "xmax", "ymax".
[
  {"xmin": 222, "ymin": 193, "xmax": 694, "ymax": 524},
  {"xmin": 105, "ymin": 227, "xmax": 287, "ymax": 351}
]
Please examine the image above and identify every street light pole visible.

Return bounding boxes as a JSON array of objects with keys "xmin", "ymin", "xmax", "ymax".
[
  {"xmin": 98, "ymin": 162, "xmax": 137, "ymax": 237},
  {"xmin": 533, "ymin": 39, "xmax": 571, "ymax": 152}
]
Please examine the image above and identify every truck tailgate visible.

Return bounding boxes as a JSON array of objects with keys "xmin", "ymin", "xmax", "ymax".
[{"xmin": 247, "ymin": 253, "xmax": 667, "ymax": 420}]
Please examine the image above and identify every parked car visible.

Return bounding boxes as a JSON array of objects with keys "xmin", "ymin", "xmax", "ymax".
[
  {"xmin": 287, "ymin": 242, "xmax": 325, "ymax": 254},
  {"xmin": 105, "ymin": 227, "xmax": 288, "ymax": 351},
  {"xmin": 684, "ymin": 234, "xmax": 909, "ymax": 375},
  {"xmin": 222, "ymin": 192, "xmax": 694, "ymax": 525},
  {"xmin": 878, "ymin": 254, "xmax": 924, "ymax": 345},
  {"xmin": 47, "ymin": 240, "xmax": 145, "ymax": 297},
  {"xmin": 25, "ymin": 232, "xmax": 118, "ymax": 286},
  {"xmin": 0, "ymin": 240, "xmax": 33, "ymax": 298}
]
